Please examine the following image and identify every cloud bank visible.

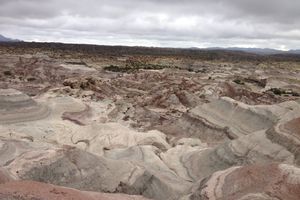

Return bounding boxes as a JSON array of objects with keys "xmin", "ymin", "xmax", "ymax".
[{"xmin": 0, "ymin": 0, "xmax": 299, "ymax": 49}]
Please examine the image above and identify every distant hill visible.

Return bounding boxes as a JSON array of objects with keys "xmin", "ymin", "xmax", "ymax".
[
  {"xmin": 227, "ymin": 48, "xmax": 283, "ymax": 55},
  {"xmin": 1, "ymin": 41, "xmax": 300, "ymax": 63},
  {"xmin": 289, "ymin": 49, "xmax": 300, "ymax": 54},
  {"xmin": 201, "ymin": 47, "xmax": 300, "ymax": 55},
  {"xmin": 0, "ymin": 34, "xmax": 20, "ymax": 42}
]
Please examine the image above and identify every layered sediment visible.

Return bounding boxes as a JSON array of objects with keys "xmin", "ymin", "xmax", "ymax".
[{"xmin": 0, "ymin": 44, "xmax": 299, "ymax": 200}]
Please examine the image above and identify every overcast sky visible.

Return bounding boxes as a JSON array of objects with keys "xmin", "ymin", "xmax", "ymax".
[{"xmin": 1, "ymin": 0, "xmax": 300, "ymax": 50}]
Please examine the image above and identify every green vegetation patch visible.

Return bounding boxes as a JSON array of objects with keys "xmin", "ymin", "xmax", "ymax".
[
  {"xmin": 233, "ymin": 79, "xmax": 245, "ymax": 85},
  {"xmin": 104, "ymin": 64, "xmax": 179, "ymax": 73},
  {"xmin": 268, "ymin": 88, "xmax": 300, "ymax": 97}
]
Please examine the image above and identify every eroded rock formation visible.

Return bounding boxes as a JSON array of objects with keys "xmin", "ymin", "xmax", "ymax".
[{"xmin": 0, "ymin": 44, "xmax": 299, "ymax": 200}]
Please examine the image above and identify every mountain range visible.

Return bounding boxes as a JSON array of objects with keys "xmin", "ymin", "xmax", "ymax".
[
  {"xmin": 0, "ymin": 34, "xmax": 299, "ymax": 55},
  {"xmin": 203, "ymin": 47, "xmax": 300, "ymax": 55},
  {"xmin": 0, "ymin": 34, "xmax": 20, "ymax": 42}
]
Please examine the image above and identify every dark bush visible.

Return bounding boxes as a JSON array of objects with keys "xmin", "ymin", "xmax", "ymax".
[
  {"xmin": 3, "ymin": 70, "xmax": 12, "ymax": 76},
  {"xmin": 27, "ymin": 77, "xmax": 37, "ymax": 82},
  {"xmin": 269, "ymin": 88, "xmax": 284, "ymax": 96},
  {"xmin": 233, "ymin": 79, "xmax": 244, "ymax": 85},
  {"xmin": 104, "ymin": 64, "xmax": 174, "ymax": 73}
]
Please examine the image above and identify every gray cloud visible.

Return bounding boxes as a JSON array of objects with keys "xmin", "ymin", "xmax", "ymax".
[{"xmin": 0, "ymin": 0, "xmax": 300, "ymax": 49}]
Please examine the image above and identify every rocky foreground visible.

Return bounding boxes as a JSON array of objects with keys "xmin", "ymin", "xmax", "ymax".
[{"xmin": 0, "ymin": 43, "xmax": 299, "ymax": 200}]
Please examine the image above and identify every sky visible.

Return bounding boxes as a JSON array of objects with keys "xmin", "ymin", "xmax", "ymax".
[{"xmin": 0, "ymin": 0, "xmax": 300, "ymax": 50}]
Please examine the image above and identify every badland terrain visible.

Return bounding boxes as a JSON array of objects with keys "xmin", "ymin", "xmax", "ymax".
[{"xmin": 0, "ymin": 42, "xmax": 299, "ymax": 200}]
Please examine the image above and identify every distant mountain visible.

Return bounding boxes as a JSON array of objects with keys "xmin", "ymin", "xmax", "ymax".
[
  {"xmin": 227, "ymin": 48, "xmax": 283, "ymax": 55},
  {"xmin": 197, "ymin": 47, "xmax": 300, "ymax": 55},
  {"xmin": 204, "ymin": 47, "xmax": 283, "ymax": 55},
  {"xmin": 0, "ymin": 34, "xmax": 20, "ymax": 42},
  {"xmin": 288, "ymin": 49, "xmax": 300, "ymax": 54}
]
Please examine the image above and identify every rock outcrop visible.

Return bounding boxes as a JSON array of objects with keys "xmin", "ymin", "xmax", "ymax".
[
  {"xmin": 0, "ymin": 180, "xmax": 149, "ymax": 200},
  {"xmin": 189, "ymin": 163, "xmax": 300, "ymax": 200},
  {"xmin": 0, "ymin": 89, "xmax": 49, "ymax": 124}
]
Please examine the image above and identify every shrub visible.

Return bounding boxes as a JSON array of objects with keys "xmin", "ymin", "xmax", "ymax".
[
  {"xmin": 233, "ymin": 79, "xmax": 244, "ymax": 85},
  {"xmin": 27, "ymin": 77, "xmax": 37, "ymax": 82},
  {"xmin": 3, "ymin": 70, "xmax": 12, "ymax": 76},
  {"xmin": 269, "ymin": 88, "xmax": 284, "ymax": 96}
]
